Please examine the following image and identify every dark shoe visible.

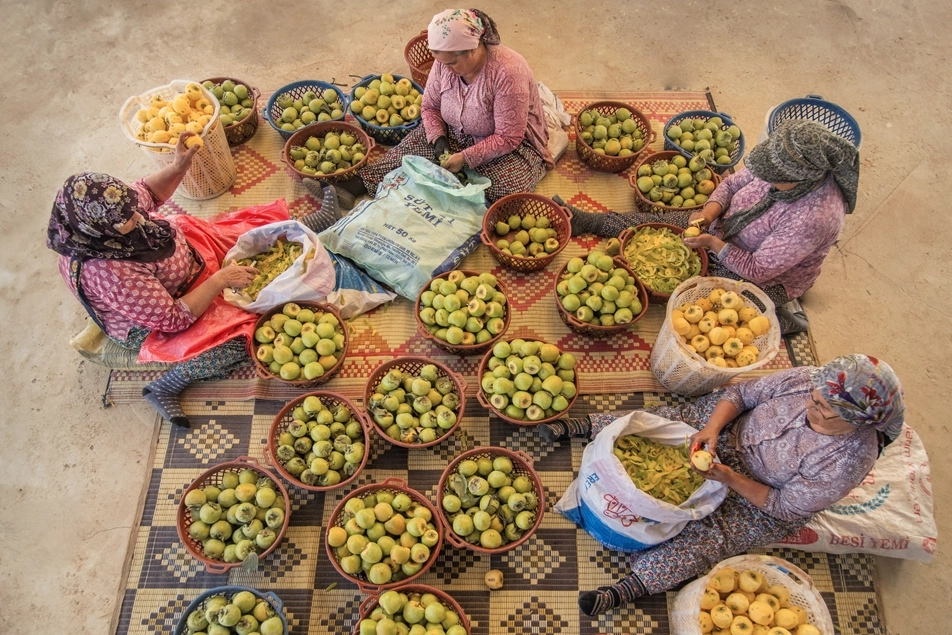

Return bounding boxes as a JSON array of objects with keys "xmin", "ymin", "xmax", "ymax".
[
  {"xmin": 776, "ymin": 307, "xmax": 809, "ymax": 335},
  {"xmin": 578, "ymin": 587, "xmax": 618, "ymax": 616},
  {"xmin": 537, "ymin": 416, "xmax": 592, "ymax": 442}
]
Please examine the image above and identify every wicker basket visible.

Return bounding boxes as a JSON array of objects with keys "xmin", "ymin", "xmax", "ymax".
[
  {"xmin": 630, "ymin": 151, "xmax": 722, "ymax": 214},
  {"xmin": 475, "ymin": 338, "xmax": 580, "ymax": 426},
  {"xmin": 355, "ymin": 584, "xmax": 470, "ymax": 635},
  {"xmin": 349, "ymin": 73, "xmax": 425, "ymax": 146},
  {"xmin": 201, "ymin": 76, "xmax": 261, "ymax": 146},
  {"xmin": 479, "ymin": 194, "xmax": 573, "ymax": 273},
  {"xmin": 326, "ymin": 478, "xmax": 443, "ymax": 594},
  {"xmin": 176, "ymin": 456, "xmax": 291, "ymax": 574},
  {"xmin": 554, "ymin": 256, "xmax": 649, "ymax": 337},
  {"xmin": 249, "ymin": 301, "xmax": 348, "ymax": 388},
  {"xmin": 670, "ymin": 554, "xmax": 836, "ymax": 635},
  {"xmin": 404, "ymin": 31, "xmax": 434, "ymax": 87},
  {"xmin": 280, "ymin": 121, "xmax": 375, "ymax": 184},
  {"xmin": 768, "ymin": 94, "xmax": 861, "ymax": 148},
  {"xmin": 174, "ymin": 586, "xmax": 289, "ymax": 635},
  {"xmin": 119, "ymin": 79, "xmax": 236, "ymax": 200},
  {"xmin": 619, "ymin": 223, "xmax": 709, "ymax": 304},
  {"xmin": 437, "ymin": 447, "xmax": 545, "ymax": 554},
  {"xmin": 574, "ymin": 101, "xmax": 654, "ymax": 173},
  {"xmin": 650, "ymin": 276, "xmax": 781, "ymax": 397},
  {"xmin": 265, "ymin": 80, "xmax": 348, "ymax": 141},
  {"xmin": 264, "ymin": 391, "xmax": 372, "ymax": 492},
  {"xmin": 663, "ymin": 110, "xmax": 746, "ymax": 173},
  {"xmin": 362, "ymin": 357, "xmax": 467, "ymax": 448},
  {"xmin": 414, "ymin": 269, "xmax": 512, "ymax": 355}
]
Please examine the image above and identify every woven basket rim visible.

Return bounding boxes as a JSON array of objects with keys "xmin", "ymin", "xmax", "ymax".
[{"xmin": 250, "ymin": 301, "xmax": 348, "ymax": 386}]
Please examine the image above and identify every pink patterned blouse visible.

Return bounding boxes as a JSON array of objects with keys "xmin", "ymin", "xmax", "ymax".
[
  {"xmin": 719, "ymin": 366, "xmax": 878, "ymax": 521},
  {"xmin": 421, "ymin": 44, "xmax": 553, "ymax": 169},
  {"xmin": 708, "ymin": 168, "xmax": 846, "ymax": 300},
  {"xmin": 58, "ymin": 180, "xmax": 200, "ymax": 341}
]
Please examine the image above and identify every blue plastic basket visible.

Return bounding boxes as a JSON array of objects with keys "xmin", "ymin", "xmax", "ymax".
[
  {"xmin": 174, "ymin": 586, "xmax": 289, "ymax": 635},
  {"xmin": 768, "ymin": 94, "xmax": 861, "ymax": 148},
  {"xmin": 265, "ymin": 80, "xmax": 348, "ymax": 141},
  {"xmin": 348, "ymin": 73, "xmax": 424, "ymax": 146},
  {"xmin": 663, "ymin": 110, "xmax": 745, "ymax": 173}
]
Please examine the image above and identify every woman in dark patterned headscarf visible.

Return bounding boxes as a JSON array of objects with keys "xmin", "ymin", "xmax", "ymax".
[
  {"xmin": 47, "ymin": 134, "xmax": 344, "ymax": 428},
  {"xmin": 561, "ymin": 120, "xmax": 860, "ymax": 332}
]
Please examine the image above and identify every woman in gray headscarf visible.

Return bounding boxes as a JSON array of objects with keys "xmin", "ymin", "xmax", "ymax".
[{"xmin": 560, "ymin": 121, "xmax": 860, "ymax": 332}]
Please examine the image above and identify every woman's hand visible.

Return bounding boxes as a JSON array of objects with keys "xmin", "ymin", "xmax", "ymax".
[
  {"xmin": 213, "ymin": 263, "xmax": 258, "ymax": 290},
  {"xmin": 683, "ymin": 233, "xmax": 727, "ymax": 254},
  {"xmin": 172, "ymin": 133, "xmax": 200, "ymax": 171},
  {"xmin": 688, "ymin": 202, "xmax": 724, "ymax": 228},
  {"xmin": 693, "ymin": 461, "xmax": 735, "ymax": 485},
  {"xmin": 689, "ymin": 426, "xmax": 720, "ymax": 458},
  {"xmin": 433, "ymin": 136, "xmax": 450, "ymax": 163},
  {"xmin": 441, "ymin": 152, "xmax": 466, "ymax": 173}
]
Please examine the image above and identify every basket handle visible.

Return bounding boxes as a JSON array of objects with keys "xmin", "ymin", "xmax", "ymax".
[
  {"xmin": 381, "ymin": 477, "xmax": 408, "ymax": 489},
  {"xmin": 353, "ymin": 74, "xmax": 376, "ymax": 88},
  {"xmin": 514, "ymin": 450, "xmax": 534, "ymax": 467},
  {"xmin": 357, "ymin": 581, "xmax": 385, "ymax": 595},
  {"xmin": 715, "ymin": 112, "xmax": 734, "ymax": 123},
  {"xmin": 618, "ymin": 228, "xmax": 633, "ymax": 245},
  {"xmin": 232, "ymin": 455, "xmax": 261, "ymax": 467},
  {"xmin": 263, "ymin": 591, "xmax": 285, "ymax": 612},
  {"xmin": 446, "ymin": 369, "xmax": 468, "ymax": 393},
  {"xmin": 646, "ymin": 129, "xmax": 657, "ymax": 145},
  {"xmin": 762, "ymin": 556, "xmax": 816, "ymax": 591},
  {"xmin": 479, "ymin": 230, "xmax": 495, "ymax": 248},
  {"xmin": 558, "ymin": 204, "xmax": 574, "ymax": 222},
  {"xmin": 255, "ymin": 363, "xmax": 275, "ymax": 380},
  {"xmin": 444, "ymin": 527, "xmax": 468, "ymax": 549},
  {"xmin": 262, "ymin": 444, "xmax": 277, "ymax": 468},
  {"xmin": 475, "ymin": 389, "xmax": 491, "ymax": 408},
  {"xmin": 204, "ymin": 560, "xmax": 230, "ymax": 575},
  {"xmin": 358, "ymin": 594, "xmax": 379, "ymax": 617},
  {"xmin": 805, "ymin": 94, "xmax": 824, "ymax": 100}
]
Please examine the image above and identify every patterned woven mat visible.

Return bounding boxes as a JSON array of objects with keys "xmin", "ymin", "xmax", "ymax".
[
  {"xmin": 112, "ymin": 91, "xmax": 879, "ymax": 635},
  {"xmin": 104, "ymin": 91, "xmax": 797, "ymax": 406}
]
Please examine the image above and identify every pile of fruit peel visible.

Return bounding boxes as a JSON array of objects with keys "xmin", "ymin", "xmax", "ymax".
[
  {"xmin": 623, "ymin": 226, "xmax": 702, "ymax": 294},
  {"xmin": 613, "ymin": 435, "xmax": 705, "ymax": 505}
]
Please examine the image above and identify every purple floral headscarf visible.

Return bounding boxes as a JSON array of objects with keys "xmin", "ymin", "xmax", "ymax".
[
  {"xmin": 811, "ymin": 354, "xmax": 905, "ymax": 440},
  {"xmin": 47, "ymin": 172, "xmax": 175, "ymax": 263}
]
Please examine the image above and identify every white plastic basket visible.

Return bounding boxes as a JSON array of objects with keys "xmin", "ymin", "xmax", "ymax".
[
  {"xmin": 670, "ymin": 554, "xmax": 836, "ymax": 635},
  {"xmin": 650, "ymin": 276, "xmax": 781, "ymax": 396},
  {"xmin": 119, "ymin": 79, "xmax": 236, "ymax": 200}
]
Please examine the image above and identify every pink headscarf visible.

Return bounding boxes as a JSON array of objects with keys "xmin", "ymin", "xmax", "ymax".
[{"xmin": 427, "ymin": 9, "xmax": 486, "ymax": 51}]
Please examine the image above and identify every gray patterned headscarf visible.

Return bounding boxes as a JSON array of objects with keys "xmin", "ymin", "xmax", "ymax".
[{"xmin": 721, "ymin": 120, "xmax": 860, "ymax": 240}]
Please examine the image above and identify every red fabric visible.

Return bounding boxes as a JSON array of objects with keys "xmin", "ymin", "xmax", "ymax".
[{"xmin": 137, "ymin": 200, "xmax": 290, "ymax": 363}]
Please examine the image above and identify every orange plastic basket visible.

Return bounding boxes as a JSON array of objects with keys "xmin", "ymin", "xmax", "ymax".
[
  {"xmin": 280, "ymin": 121, "xmax": 375, "ymax": 184},
  {"xmin": 479, "ymin": 194, "xmax": 572, "ymax": 273},
  {"xmin": 554, "ymin": 256, "xmax": 650, "ymax": 337},
  {"xmin": 264, "ymin": 391, "xmax": 373, "ymax": 492},
  {"xmin": 362, "ymin": 357, "xmax": 467, "ymax": 448},
  {"xmin": 249, "ymin": 301, "xmax": 348, "ymax": 388},
  {"xmin": 619, "ymin": 223, "xmax": 710, "ymax": 304},
  {"xmin": 575, "ymin": 101, "xmax": 654, "ymax": 173},
  {"xmin": 201, "ymin": 76, "xmax": 261, "ymax": 146},
  {"xmin": 355, "ymin": 584, "xmax": 471, "ymax": 635},
  {"xmin": 437, "ymin": 447, "xmax": 545, "ymax": 554},
  {"xmin": 475, "ymin": 339, "xmax": 580, "ymax": 426},
  {"xmin": 326, "ymin": 478, "xmax": 444, "ymax": 594},
  {"xmin": 176, "ymin": 456, "xmax": 291, "ymax": 574},
  {"xmin": 414, "ymin": 269, "xmax": 512, "ymax": 355},
  {"xmin": 629, "ymin": 150, "xmax": 722, "ymax": 214},
  {"xmin": 404, "ymin": 31, "xmax": 434, "ymax": 87}
]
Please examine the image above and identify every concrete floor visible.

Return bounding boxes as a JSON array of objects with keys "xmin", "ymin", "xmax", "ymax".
[{"xmin": 1, "ymin": 1, "xmax": 948, "ymax": 633}]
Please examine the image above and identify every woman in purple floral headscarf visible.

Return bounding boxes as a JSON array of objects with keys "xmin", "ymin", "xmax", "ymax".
[{"xmin": 540, "ymin": 354, "xmax": 904, "ymax": 616}]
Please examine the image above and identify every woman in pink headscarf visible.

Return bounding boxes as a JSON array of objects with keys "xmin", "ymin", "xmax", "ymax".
[{"xmin": 344, "ymin": 9, "xmax": 553, "ymax": 204}]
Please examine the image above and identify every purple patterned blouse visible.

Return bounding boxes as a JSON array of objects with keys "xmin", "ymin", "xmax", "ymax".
[
  {"xmin": 421, "ymin": 44, "xmax": 552, "ymax": 169},
  {"xmin": 708, "ymin": 168, "xmax": 846, "ymax": 300},
  {"xmin": 719, "ymin": 366, "xmax": 878, "ymax": 521},
  {"xmin": 57, "ymin": 180, "xmax": 200, "ymax": 341}
]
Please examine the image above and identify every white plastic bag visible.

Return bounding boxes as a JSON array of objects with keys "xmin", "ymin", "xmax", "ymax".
[
  {"xmin": 320, "ymin": 155, "xmax": 490, "ymax": 300},
  {"xmin": 555, "ymin": 411, "xmax": 728, "ymax": 552},
  {"xmin": 537, "ymin": 81, "xmax": 570, "ymax": 162},
  {"xmin": 771, "ymin": 424, "xmax": 937, "ymax": 562},
  {"xmin": 222, "ymin": 220, "xmax": 336, "ymax": 313}
]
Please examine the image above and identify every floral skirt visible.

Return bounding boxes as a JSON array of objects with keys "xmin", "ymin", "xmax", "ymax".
[{"xmin": 122, "ymin": 327, "xmax": 249, "ymax": 382}]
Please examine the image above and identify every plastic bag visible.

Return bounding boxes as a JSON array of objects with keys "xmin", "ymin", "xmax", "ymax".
[
  {"xmin": 323, "ymin": 252, "xmax": 398, "ymax": 320},
  {"xmin": 222, "ymin": 220, "xmax": 336, "ymax": 313},
  {"xmin": 555, "ymin": 411, "xmax": 728, "ymax": 552},
  {"xmin": 537, "ymin": 81, "xmax": 570, "ymax": 162},
  {"xmin": 771, "ymin": 424, "xmax": 937, "ymax": 562},
  {"xmin": 319, "ymin": 155, "xmax": 490, "ymax": 300}
]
